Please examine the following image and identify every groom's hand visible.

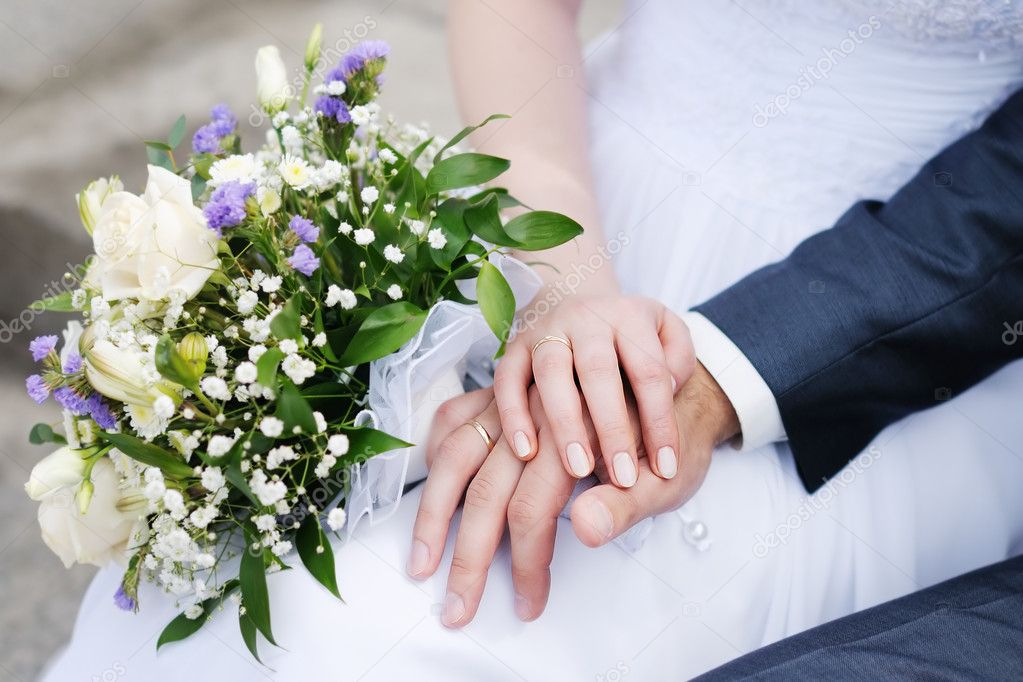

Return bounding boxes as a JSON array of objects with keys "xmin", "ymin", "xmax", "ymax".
[{"xmin": 570, "ymin": 363, "xmax": 739, "ymax": 547}]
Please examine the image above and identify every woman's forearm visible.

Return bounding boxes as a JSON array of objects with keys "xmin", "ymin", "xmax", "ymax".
[{"xmin": 447, "ymin": 0, "xmax": 617, "ymax": 295}]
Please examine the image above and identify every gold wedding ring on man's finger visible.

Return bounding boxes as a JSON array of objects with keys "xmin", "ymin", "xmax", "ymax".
[{"xmin": 531, "ymin": 335, "xmax": 572, "ymax": 357}]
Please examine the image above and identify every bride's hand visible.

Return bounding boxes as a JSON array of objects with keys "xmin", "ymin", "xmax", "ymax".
[
  {"xmin": 409, "ymin": 383, "xmax": 577, "ymax": 626},
  {"xmin": 495, "ymin": 294, "xmax": 694, "ymax": 485}
]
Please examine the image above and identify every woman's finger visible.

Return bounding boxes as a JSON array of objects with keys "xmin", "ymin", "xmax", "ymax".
[
  {"xmin": 442, "ymin": 438, "xmax": 524, "ymax": 628},
  {"xmin": 408, "ymin": 399, "xmax": 501, "ymax": 580},
  {"xmin": 492, "ymin": 341, "xmax": 538, "ymax": 460},
  {"xmin": 531, "ymin": 332, "xmax": 597, "ymax": 481},
  {"xmin": 507, "ymin": 395, "xmax": 576, "ymax": 621},
  {"xmin": 657, "ymin": 307, "xmax": 696, "ymax": 391},
  {"xmin": 573, "ymin": 331, "xmax": 639, "ymax": 487},
  {"xmin": 616, "ymin": 325, "xmax": 680, "ymax": 480}
]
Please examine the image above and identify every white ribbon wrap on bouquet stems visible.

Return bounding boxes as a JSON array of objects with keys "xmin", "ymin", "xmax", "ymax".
[{"xmin": 343, "ymin": 253, "xmax": 542, "ymax": 535}]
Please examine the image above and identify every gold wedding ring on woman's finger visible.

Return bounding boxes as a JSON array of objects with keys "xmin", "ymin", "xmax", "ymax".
[
  {"xmin": 531, "ymin": 335, "xmax": 572, "ymax": 357},
  {"xmin": 465, "ymin": 419, "xmax": 494, "ymax": 450}
]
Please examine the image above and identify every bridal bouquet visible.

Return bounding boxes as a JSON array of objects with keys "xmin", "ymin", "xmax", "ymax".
[{"xmin": 23, "ymin": 27, "xmax": 579, "ymax": 661}]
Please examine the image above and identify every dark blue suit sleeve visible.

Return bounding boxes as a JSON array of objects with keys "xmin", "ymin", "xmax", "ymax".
[{"xmin": 695, "ymin": 88, "xmax": 1023, "ymax": 492}]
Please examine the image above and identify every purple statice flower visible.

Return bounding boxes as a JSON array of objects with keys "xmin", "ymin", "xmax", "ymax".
[
  {"xmin": 209, "ymin": 104, "xmax": 237, "ymax": 137},
  {"xmin": 203, "ymin": 180, "xmax": 255, "ymax": 235},
  {"xmin": 287, "ymin": 244, "xmax": 320, "ymax": 276},
  {"xmin": 191, "ymin": 104, "xmax": 238, "ymax": 154},
  {"xmin": 314, "ymin": 95, "xmax": 351, "ymax": 124},
  {"xmin": 332, "ymin": 40, "xmax": 390, "ymax": 80},
  {"xmin": 53, "ymin": 387, "xmax": 89, "ymax": 416},
  {"xmin": 87, "ymin": 394, "xmax": 117, "ymax": 430},
  {"xmin": 113, "ymin": 584, "xmax": 137, "ymax": 612},
  {"xmin": 29, "ymin": 335, "xmax": 58, "ymax": 362},
  {"xmin": 63, "ymin": 352, "xmax": 83, "ymax": 374},
  {"xmin": 289, "ymin": 215, "xmax": 319, "ymax": 243},
  {"xmin": 26, "ymin": 374, "xmax": 49, "ymax": 404},
  {"xmin": 191, "ymin": 124, "xmax": 221, "ymax": 154}
]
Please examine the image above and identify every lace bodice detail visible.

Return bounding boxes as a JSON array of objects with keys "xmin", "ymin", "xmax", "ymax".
[{"xmin": 833, "ymin": 0, "xmax": 1022, "ymax": 49}]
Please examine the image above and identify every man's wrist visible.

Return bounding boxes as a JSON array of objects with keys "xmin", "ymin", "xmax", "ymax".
[{"xmin": 676, "ymin": 362, "xmax": 740, "ymax": 449}]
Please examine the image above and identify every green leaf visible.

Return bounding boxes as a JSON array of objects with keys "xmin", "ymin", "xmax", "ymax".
[
  {"xmin": 338, "ymin": 302, "xmax": 427, "ymax": 365},
  {"xmin": 296, "ymin": 516, "xmax": 341, "ymax": 598},
  {"xmin": 476, "ymin": 261, "xmax": 516, "ymax": 351},
  {"xmin": 157, "ymin": 579, "xmax": 238, "ymax": 650},
  {"xmin": 29, "ymin": 423, "xmax": 66, "ymax": 445},
  {"xmin": 167, "ymin": 114, "xmax": 186, "ymax": 149},
  {"xmin": 270, "ymin": 296, "xmax": 302, "ymax": 341},
  {"xmin": 240, "ymin": 528, "xmax": 276, "ymax": 645},
  {"xmin": 426, "ymin": 152, "xmax": 510, "ymax": 194},
  {"xmin": 238, "ymin": 612, "xmax": 262, "ymax": 663},
  {"xmin": 434, "ymin": 113, "xmax": 509, "ymax": 161},
  {"xmin": 31, "ymin": 291, "xmax": 76, "ymax": 312},
  {"xmin": 464, "ymin": 193, "xmax": 518, "ymax": 246},
  {"xmin": 100, "ymin": 431, "xmax": 193, "ymax": 478},
  {"xmin": 255, "ymin": 347, "xmax": 285, "ymax": 387},
  {"xmin": 343, "ymin": 426, "xmax": 413, "ymax": 463},
  {"xmin": 190, "ymin": 174, "xmax": 206, "ymax": 203},
  {"xmin": 154, "ymin": 334, "xmax": 196, "ymax": 388},
  {"xmin": 144, "ymin": 140, "xmax": 173, "ymax": 151},
  {"xmin": 504, "ymin": 210, "xmax": 584, "ymax": 251},
  {"xmin": 430, "ymin": 198, "xmax": 472, "ymax": 269},
  {"xmin": 146, "ymin": 145, "xmax": 173, "ymax": 171},
  {"xmin": 275, "ymin": 380, "xmax": 317, "ymax": 435},
  {"xmin": 225, "ymin": 461, "xmax": 260, "ymax": 506}
]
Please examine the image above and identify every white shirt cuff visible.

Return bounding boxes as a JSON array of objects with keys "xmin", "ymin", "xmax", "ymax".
[{"xmin": 681, "ymin": 311, "xmax": 787, "ymax": 450}]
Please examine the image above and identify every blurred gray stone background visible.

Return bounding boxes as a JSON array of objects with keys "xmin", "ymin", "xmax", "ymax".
[{"xmin": 0, "ymin": 1, "xmax": 620, "ymax": 679}]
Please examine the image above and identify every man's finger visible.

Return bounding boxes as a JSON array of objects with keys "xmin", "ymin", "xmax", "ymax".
[{"xmin": 570, "ymin": 459, "xmax": 690, "ymax": 548}]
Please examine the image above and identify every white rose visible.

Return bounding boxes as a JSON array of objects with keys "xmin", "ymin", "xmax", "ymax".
[
  {"xmin": 76, "ymin": 176, "xmax": 124, "ymax": 235},
  {"xmin": 90, "ymin": 165, "xmax": 219, "ymax": 302},
  {"xmin": 255, "ymin": 45, "xmax": 289, "ymax": 112},
  {"xmin": 37, "ymin": 457, "xmax": 139, "ymax": 568},
  {"xmin": 25, "ymin": 447, "xmax": 87, "ymax": 501}
]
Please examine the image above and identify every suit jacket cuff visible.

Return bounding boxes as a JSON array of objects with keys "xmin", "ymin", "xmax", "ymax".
[{"xmin": 681, "ymin": 311, "xmax": 787, "ymax": 450}]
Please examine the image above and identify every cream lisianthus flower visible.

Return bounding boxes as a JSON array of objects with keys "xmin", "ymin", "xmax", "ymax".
[
  {"xmin": 90, "ymin": 165, "xmax": 219, "ymax": 302},
  {"xmin": 76, "ymin": 176, "xmax": 123, "ymax": 235},
  {"xmin": 82, "ymin": 337, "xmax": 178, "ymax": 411},
  {"xmin": 255, "ymin": 45, "xmax": 289, "ymax": 112},
  {"xmin": 36, "ymin": 457, "xmax": 140, "ymax": 568}
]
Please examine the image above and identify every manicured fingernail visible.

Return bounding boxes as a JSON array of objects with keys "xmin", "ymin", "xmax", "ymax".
[
  {"xmin": 566, "ymin": 442, "xmax": 590, "ymax": 477},
  {"xmin": 513, "ymin": 431, "xmax": 531, "ymax": 458},
  {"xmin": 613, "ymin": 452, "xmax": 637, "ymax": 487},
  {"xmin": 406, "ymin": 539, "xmax": 429, "ymax": 578},
  {"xmin": 514, "ymin": 593, "xmax": 531, "ymax": 621},
  {"xmin": 442, "ymin": 592, "xmax": 466, "ymax": 627},
  {"xmin": 589, "ymin": 498, "xmax": 614, "ymax": 539},
  {"xmin": 657, "ymin": 446, "xmax": 677, "ymax": 479},
  {"xmin": 671, "ymin": 375, "xmax": 678, "ymax": 392}
]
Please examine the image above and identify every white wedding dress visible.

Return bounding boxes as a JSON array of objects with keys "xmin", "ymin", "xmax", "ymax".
[{"xmin": 43, "ymin": 2, "xmax": 1023, "ymax": 680}]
